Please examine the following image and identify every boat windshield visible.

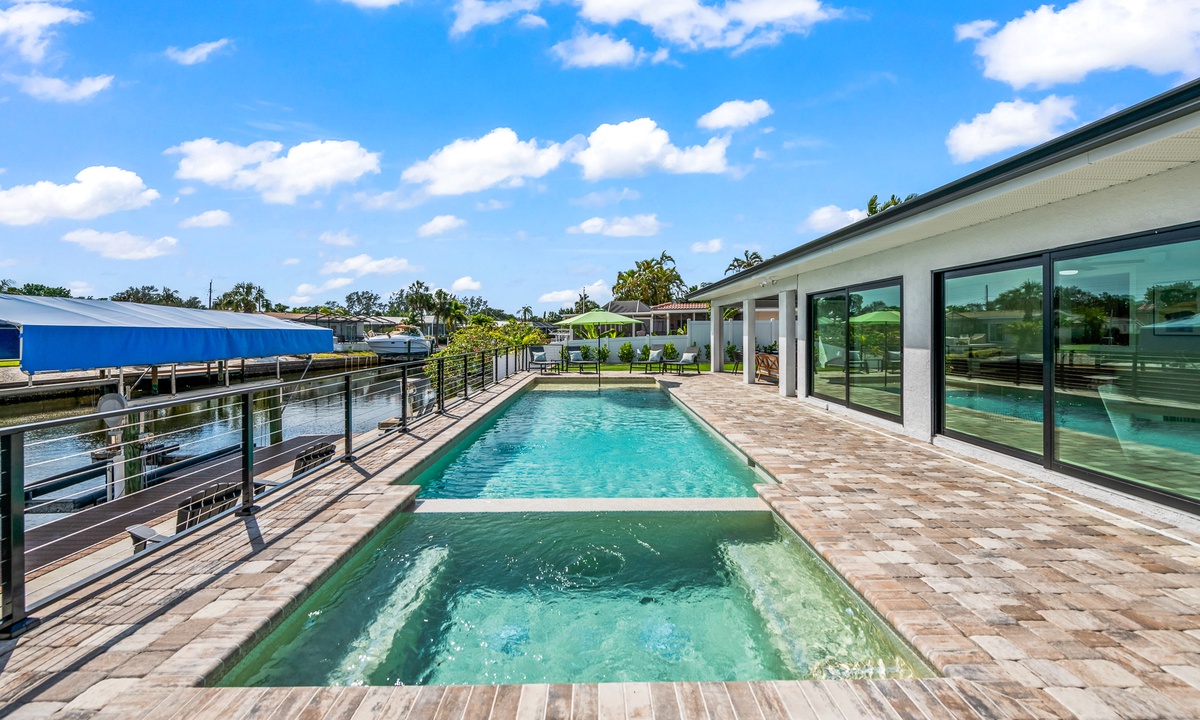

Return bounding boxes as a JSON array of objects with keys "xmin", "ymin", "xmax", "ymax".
[{"xmin": 394, "ymin": 328, "xmax": 423, "ymax": 337}]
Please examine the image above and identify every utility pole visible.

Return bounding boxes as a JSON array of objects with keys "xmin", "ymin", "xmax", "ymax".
[{"xmin": 208, "ymin": 280, "xmax": 213, "ymax": 309}]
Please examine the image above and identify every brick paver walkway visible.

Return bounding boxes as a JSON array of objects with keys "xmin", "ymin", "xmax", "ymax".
[
  {"xmin": 1, "ymin": 371, "xmax": 1199, "ymax": 718},
  {"xmin": 667, "ymin": 374, "xmax": 1200, "ymax": 719}
]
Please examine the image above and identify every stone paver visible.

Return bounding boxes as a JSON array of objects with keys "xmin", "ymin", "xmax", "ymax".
[{"xmin": 2, "ymin": 371, "xmax": 1199, "ymax": 718}]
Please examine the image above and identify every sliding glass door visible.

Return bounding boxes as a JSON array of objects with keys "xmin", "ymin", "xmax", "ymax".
[
  {"xmin": 809, "ymin": 280, "xmax": 902, "ymax": 421},
  {"xmin": 941, "ymin": 263, "xmax": 1045, "ymax": 458},
  {"xmin": 938, "ymin": 229, "xmax": 1200, "ymax": 507}
]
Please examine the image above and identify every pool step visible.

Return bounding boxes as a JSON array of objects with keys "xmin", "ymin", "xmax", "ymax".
[{"xmin": 412, "ymin": 497, "xmax": 770, "ymax": 513}]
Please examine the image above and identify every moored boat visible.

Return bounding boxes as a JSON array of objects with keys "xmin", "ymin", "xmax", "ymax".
[{"xmin": 364, "ymin": 326, "xmax": 433, "ymax": 358}]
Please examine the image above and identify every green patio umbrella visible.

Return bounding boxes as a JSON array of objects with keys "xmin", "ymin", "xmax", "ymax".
[
  {"xmin": 555, "ymin": 308, "xmax": 642, "ymax": 389},
  {"xmin": 850, "ymin": 309, "xmax": 901, "ymax": 385}
]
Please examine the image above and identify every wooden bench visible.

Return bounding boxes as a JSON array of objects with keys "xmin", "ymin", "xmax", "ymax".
[
  {"xmin": 755, "ymin": 353, "xmax": 780, "ymax": 381},
  {"xmin": 126, "ymin": 482, "xmax": 242, "ymax": 551},
  {"xmin": 291, "ymin": 442, "xmax": 336, "ymax": 477}
]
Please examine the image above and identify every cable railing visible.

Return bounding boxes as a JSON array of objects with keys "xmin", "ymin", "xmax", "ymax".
[{"xmin": 0, "ymin": 345, "xmax": 529, "ymax": 638}]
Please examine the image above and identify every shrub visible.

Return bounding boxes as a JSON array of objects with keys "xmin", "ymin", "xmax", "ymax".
[
  {"xmin": 725, "ymin": 341, "xmax": 737, "ymax": 362},
  {"xmin": 598, "ymin": 344, "xmax": 611, "ymax": 363},
  {"xmin": 618, "ymin": 341, "xmax": 635, "ymax": 363},
  {"xmin": 703, "ymin": 343, "xmax": 711, "ymax": 362},
  {"xmin": 663, "ymin": 342, "xmax": 680, "ymax": 361},
  {"xmin": 639, "ymin": 344, "xmax": 650, "ymax": 360},
  {"xmin": 580, "ymin": 345, "xmax": 593, "ymax": 360}
]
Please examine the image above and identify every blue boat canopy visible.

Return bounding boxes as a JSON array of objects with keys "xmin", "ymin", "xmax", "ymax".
[{"xmin": 0, "ymin": 296, "xmax": 334, "ymax": 373}]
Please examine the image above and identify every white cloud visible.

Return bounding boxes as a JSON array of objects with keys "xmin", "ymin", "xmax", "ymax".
[
  {"xmin": 538, "ymin": 279, "xmax": 611, "ymax": 304},
  {"xmin": 320, "ymin": 254, "xmax": 421, "ymax": 276},
  {"xmin": 752, "ymin": 147, "xmax": 768, "ymax": 159},
  {"xmin": 165, "ymin": 38, "xmax": 231, "ymax": 65},
  {"xmin": 690, "ymin": 238, "xmax": 723, "ymax": 253},
  {"xmin": 572, "ymin": 187, "xmax": 641, "ymax": 206},
  {"xmin": 452, "ymin": 0, "xmax": 541, "ymax": 35},
  {"xmin": 418, "ymin": 214, "xmax": 467, "ymax": 237},
  {"xmin": 402, "ymin": 127, "xmax": 568, "ymax": 196},
  {"xmin": 697, "ymin": 99, "xmax": 773, "ymax": 130},
  {"xmin": 179, "ymin": 209, "xmax": 231, "ymax": 228},
  {"xmin": 167, "ymin": 137, "xmax": 380, "ymax": 204},
  {"xmin": 0, "ymin": 166, "xmax": 159, "ymax": 225},
  {"xmin": 804, "ymin": 204, "xmax": 868, "ymax": 232},
  {"xmin": 957, "ymin": 0, "xmax": 1200, "ymax": 89},
  {"xmin": 452, "ymin": 275, "xmax": 482, "ymax": 291},
  {"xmin": 0, "ymin": 0, "xmax": 87, "ymax": 63},
  {"xmin": 567, "ymin": 213, "xmax": 661, "ymax": 236},
  {"xmin": 573, "ymin": 118, "xmax": 728, "ymax": 179},
  {"xmin": 946, "ymin": 95, "xmax": 1077, "ymax": 163},
  {"xmin": 475, "ymin": 198, "xmax": 511, "ymax": 210},
  {"xmin": 319, "ymin": 230, "xmax": 357, "ymax": 247},
  {"xmin": 575, "ymin": 0, "xmax": 838, "ymax": 52},
  {"xmin": 62, "ymin": 229, "xmax": 178, "ymax": 260},
  {"xmin": 341, "ymin": 0, "xmax": 405, "ymax": 7},
  {"xmin": 7, "ymin": 73, "xmax": 112, "ymax": 101},
  {"xmin": 517, "ymin": 13, "xmax": 548, "ymax": 28},
  {"xmin": 550, "ymin": 30, "xmax": 665, "ymax": 68},
  {"xmin": 283, "ymin": 257, "xmax": 300, "ymax": 265},
  {"xmin": 291, "ymin": 277, "xmax": 355, "ymax": 303},
  {"xmin": 66, "ymin": 280, "xmax": 93, "ymax": 297}
]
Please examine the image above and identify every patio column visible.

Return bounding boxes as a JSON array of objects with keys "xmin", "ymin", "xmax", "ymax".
[
  {"xmin": 710, "ymin": 304, "xmax": 723, "ymax": 373},
  {"xmin": 743, "ymin": 299, "xmax": 756, "ymax": 384},
  {"xmin": 779, "ymin": 289, "xmax": 797, "ymax": 397}
]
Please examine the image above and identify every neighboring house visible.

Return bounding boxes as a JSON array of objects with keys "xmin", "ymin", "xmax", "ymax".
[{"xmin": 692, "ymin": 78, "xmax": 1200, "ymax": 515}]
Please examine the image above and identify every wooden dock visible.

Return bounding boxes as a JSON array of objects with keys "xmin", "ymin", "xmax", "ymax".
[{"xmin": 25, "ymin": 433, "xmax": 338, "ymax": 573}]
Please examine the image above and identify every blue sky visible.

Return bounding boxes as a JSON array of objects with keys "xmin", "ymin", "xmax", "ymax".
[{"xmin": 0, "ymin": 0, "xmax": 1196, "ymax": 312}]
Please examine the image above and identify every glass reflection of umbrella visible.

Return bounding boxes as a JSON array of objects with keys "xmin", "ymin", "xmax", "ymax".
[
  {"xmin": 849, "ymin": 310, "xmax": 901, "ymax": 386},
  {"xmin": 555, "ymin": 309, "xmax": 642, "ymax": 390}
]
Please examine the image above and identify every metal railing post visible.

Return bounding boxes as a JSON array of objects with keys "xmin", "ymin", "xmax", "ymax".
[
  {"xmin": 0, "ymin": 432, "xmax": 37, "ymax": 638},
  {"xmin": 463, "ymin": 356, "xmax": 469, "ymax": 400},
  {"xmin": 437, "ymin": 358, "xmax": 445, "ymax": 413},
  {"xmin": 493, "ymin": 347, "xmax": 498, "ymax": 385},
  {"xmin": 342, "ymin": 375, "xmax": 356, "ymax": 463},
  {"xmin": 400, "ymin": 365, "xmax": 408, "ymax": 431},
  {"xmin": 237, "ymin": 392, "xmax": 259, "ymax": 515}
]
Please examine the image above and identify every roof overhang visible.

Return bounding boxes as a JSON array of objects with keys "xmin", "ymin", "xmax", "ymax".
[{"xmin": 691, "ymin": 78, "xmax": 1200, "ymax": 302}]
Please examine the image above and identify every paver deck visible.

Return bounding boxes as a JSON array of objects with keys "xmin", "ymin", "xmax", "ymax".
[{"xmin": 1, "ymin": 371, "xmax": 1199, "ymax": 718}]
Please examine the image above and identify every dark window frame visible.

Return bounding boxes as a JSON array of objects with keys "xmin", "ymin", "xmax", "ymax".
[
  {"xmin": 807, "ymin": 276, "xmax": 904, "ymax": 423},
  {"xmin": 933, "ymin": 221, "xmax": 1200, "ymax": 515}
]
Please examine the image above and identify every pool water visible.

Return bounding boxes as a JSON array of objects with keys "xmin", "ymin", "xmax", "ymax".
[
  {"xmin": 220, "ymin": 512, "xmax": 926, "ymax": 687},
  {"xmin": 413, "ymin": 388, "xmax": 760, "ymax": 498}
]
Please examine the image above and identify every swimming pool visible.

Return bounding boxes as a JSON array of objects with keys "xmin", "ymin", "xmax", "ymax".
[
  {"xmin": 412, "ymin": 388, "xmax": 761, "ymax": 498},
  {"xmin": 219, "ymin": 512, "xmax": 927, "ymax": 687}
]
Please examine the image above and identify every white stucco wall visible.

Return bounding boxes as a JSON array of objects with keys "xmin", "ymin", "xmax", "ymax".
[{"xmin": 705, "ymin": 157, "xmax": 1200, "ymax": 441}]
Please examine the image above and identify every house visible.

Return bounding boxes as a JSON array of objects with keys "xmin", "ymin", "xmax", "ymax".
[{"xmin": 691, "ymin": 78, "xmax": 1200, "ymax": 514}]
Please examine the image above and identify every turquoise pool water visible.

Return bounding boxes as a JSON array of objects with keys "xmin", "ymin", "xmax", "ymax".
[
  {"xmin": 220, "ymin": 512, "xmax": 926, "ymax": 687},
  {"xmin": 413, "ymin": 388, "xmax": 760, "ymax": 498}
]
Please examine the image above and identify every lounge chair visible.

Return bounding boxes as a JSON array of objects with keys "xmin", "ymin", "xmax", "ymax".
[
  {"xmin": 529, "ymin": 346, "xmax": 558, "ymax": 374},
  {"xmin": 664, "ymin": 347, "xmax": 701, "ymax": 375},
  {"xmin": 564, "ymin": 345, "xmax": 600, "ymax": 374},
  {"xmin": 630, "ymin": 345, "xmax": 665, "ymax": 374},
  {"xmin": 127, "ymin": 482, "xmax": 241, "ymax": 551}
]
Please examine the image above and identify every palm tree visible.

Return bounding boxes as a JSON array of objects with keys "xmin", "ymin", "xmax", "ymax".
[
  {"xmin": 215, "ymin": 282, "xmax": 270, "ymax": 313},
  {"xmin": 866, "ymin": 193, "xmax": 917, "ymax": 215},
  {"xmin": 725, "ymin": 250, "xmax": 764, "ymax": 275},
  {"xmin": 445, "ymin": 298, "xmax": 469, "ymax": 334},
  {"xmin": 431, "ymin": 289, "xmax": 454, "ymax": 339},
  {"xmin": 520, "ymin": 305, "xmax": 533, "ymax": 321},
  {"xmin": 613, "ymin": 252, "xmax": 685, "ymax": 306}
]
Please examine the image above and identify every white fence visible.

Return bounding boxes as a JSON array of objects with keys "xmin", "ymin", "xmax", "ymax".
[{"xmin": 548, "ymin": 320, "xmax": 783, "ymax": 362}]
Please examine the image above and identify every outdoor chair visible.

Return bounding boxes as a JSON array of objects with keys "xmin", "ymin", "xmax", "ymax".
[
  {"xmin": 663, "ymin": 347, "xmax": 701, "ymax": 375},
  {"xmin": 630, "ymin": 345, "xmax": 665, "ymax": 374},
  {"xmin": 731, "ymin": 350, "xmax": 742, "ymax": 373},
  {"xmin": 564, "ymin": 345, "xmax": 600, "ymax": 374},
  {"xmin": 126, "ymin": 482, "xmax": 241, "ymax": 551},
  {"xmin": 755, "ymin": 352, "xmax": 780, "ymax": 382},
  {"xmin": 529, "ymin": 346, "xmax": 558, "ymax": 374}
]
